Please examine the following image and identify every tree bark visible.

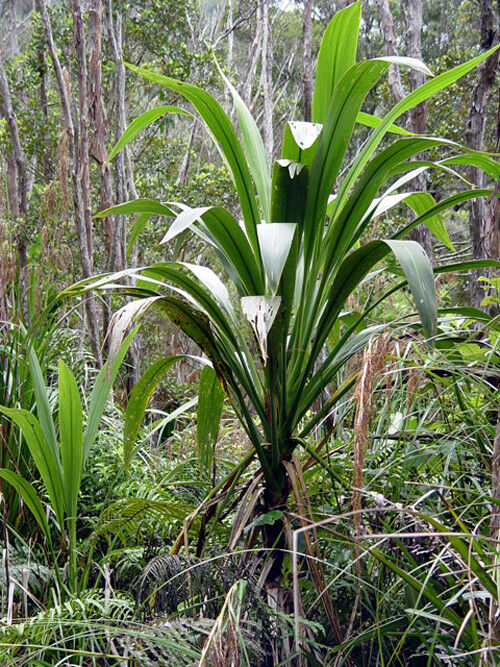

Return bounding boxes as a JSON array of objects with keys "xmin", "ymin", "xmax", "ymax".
[
  {"xmin": 88, "ymin": 0, "xmax": 114, "ymax": 254},
  {"xmin": 105, "ymin": 0, "xmax": 128, "ymax": 273},
  {"xmin": 242, "ymin": 3, "xmax": 263, "ymax": 109},
  {"xmin": 302, "ymin": 0, "xmax": 313, "ymax": 121},
  {"xmin": 466, "ymin": 0, "xmax": 499, "ymax": 310},
  {"xmin": 375, "ymin": 0, "xmax": 404, "ymax": 104},
  {"xmin": 402, "ymin": 0, "xmax": 435, "ymax": 265},
  {"xmin": 105, "ymin": 0, "xmax": 141, "ymax": 390}
]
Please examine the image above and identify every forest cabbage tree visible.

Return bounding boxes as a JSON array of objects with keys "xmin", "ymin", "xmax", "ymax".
[{"xmin": 75, "ymin": 2, "xmax": 500, "ymax": 587}]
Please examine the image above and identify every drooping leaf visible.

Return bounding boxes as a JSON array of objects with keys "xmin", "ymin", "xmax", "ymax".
[
  {"xmin": 0, "ymin": 407, "xmax": 65, "ymax": 528},
  {"xmin": 375, "ymin": 55, "xmax": 433, "ymax": 77},
  {"xmin": 356, "ymin": 111, "xmax": 411, "ymax": 136},
  {"xmin": 181, "ymin": 262, "xmax": 236, "ymax": 320},
  {"xmin": 0, "ymin": 469, "xmax": 53, "ymax": 547},
  {"xmin": 161, "ymin": 205, "xmax": 263, "ymax": 295},
  {"xmin": 94, "ymin": 198, "xmax": 174, "ymax": 219},
  {"xmin": 404, "ymin": 192, "xmax": 454, "ymax": 251},
  {"xmin": 125, "ymin": 63, "xmax": 262, "ymax": 259},
  {"xmin": 384, "ymin": 239, "xmax": 437, "ymax": 339},
  {"xmin": 108, "ymin": 105, "xmax": 190, "ymax": 162}
]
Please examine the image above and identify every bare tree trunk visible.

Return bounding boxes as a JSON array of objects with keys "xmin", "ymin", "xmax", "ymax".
[
  {"xmin": 260, "ymin": 0, "xmax": 273, "ymax": 162},
  {"xmin": 37, "ymin": 0, "xmax": 102, "ymax": 366},
  {"xmin": 302, "ymin": 0, "xmax": 313, "ymax": 122},
  {"xmin": 105, "ymin": 0, "xmax": 140, "ymax": 389},
  {"xmin": 106, "ymin": 1, "xmax": 128, "ymax": 273},
  {"xmin": 73, "ymin": 0, "xmax": 93, "ymax": 262},
  {"xmin": 0, "ymin": 49, "xmax": 29, "ymax": 314},
  {"xmin": 36, "ymin": 44, "xmax": 53, "ymax": 183},
  {"xmin": 466, "ymin": 0, "xmax": 499, "ymax": 309},
  {"xmin": 375, "ymin": 0, "xmax": 404, "ymax": 104},
  {"xmin": 88, "ymin": 0, "xmax": 114, "ymax": 255},
  {"xmin": 9, "ymin": 0, "xmax": 19, "ymax": 58},
  {"xmin": 241, "ymin": 4, "xmax": 263, "ymax": 108},
  {"xmin": 402, "ymin": 0, "xmax": 435, "ymax": 265},
  {"xmin": 175, "ymin": 123, "xmax": 196, "ymax": 186}
]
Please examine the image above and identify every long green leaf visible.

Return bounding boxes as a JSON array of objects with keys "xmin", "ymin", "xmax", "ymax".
[
  {"xmin": 218, "ymin": 65, "xmax": 271, "ymax": 220},
  {"xmin": 161, "ymin": 205, "xmax": 263, "ymax": 295},
  {"xmin": 83, "ymin": 327, "xmax": 138, "ymax": 463},
  {"xmin": 403, "ymin": 192, "xmax": 454, "ymax": 251},
  {"xmin": 356, "ymin": 111, "xmax": 411, "ymax": 136},
  {"xmin": 335, "ymin": 43, "xmax": 500, "ymax": 215},
  {"xmin": 123, "ymin": 356, "xmax": 182, "ymax": 469},
  {"xmin": 312, "ymin": 0, "xmax": 361, "ymax": 123},
  {"xmin": 197, "ymin": 366, "xmax": 225, "ymax": 476},
  {"xmin": 58, "ymin": 360, "xmax": 83, "ymax": 522},
  {"xmin": 384, "ymin": 239, "xmax": 437, "ymax": 339},
  {"xmin": 306, "ymin": 59, "xmax": 390, "ymax": 260},
  {"xmin": 128, "ymin": 212, "xmax": 152, "ymax": 256},
  {"xmin": 28, "ymin": 345, "xmax": 58, "ymax": 462}
]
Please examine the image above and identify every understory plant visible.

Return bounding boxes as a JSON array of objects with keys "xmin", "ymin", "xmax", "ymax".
[
  {"xmin": 76, "ymin": 1, "xmax": 500, "ymax": 597},
  {"xmin": 0, "ymin": 332, "xmax": 135, "ymax": 594}
]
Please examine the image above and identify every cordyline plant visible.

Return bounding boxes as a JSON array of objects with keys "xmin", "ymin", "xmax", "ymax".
[{"xmin": 73, "ymin": 3, "xmax": 499, "ymax": 585}]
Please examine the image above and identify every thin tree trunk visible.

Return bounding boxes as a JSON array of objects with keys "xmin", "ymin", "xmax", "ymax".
[
  {"xmin": 402, "ymin": 0, "xmax": 435, "ymax": 265},
  {"xmin": 37, "ymin": 0, "xmax": 102, "ymax": 366},
  {"xmin": 175, "ymin": 123, "xmax": 196, "ymax": 186},
  {"xmin": 466, "ymin": 0, "xmax": 499, "ymax": 309},
  {"xmin": 242, "ymin": 3, "xmax": 263, "ymax": 109},
  {"xmin": 73, "ymin": 0, "xmax": 93, "ymax": 262},
  {"xmin": 36, "ymin": 44, "xmax": 53, "ymax": 182},
  {"xmin": 105, "ymin": 0, "xmax": 140, "ymax": 389},
  {"xmin": 302, "ymin": 0, "xmax": 313, "ymax": 122},
  {"xmin": 88, "ymin": 0, "xmax": 114, "ymax": 255},
  {"xmin": 106, "ymin": 1, "xmax": 127, "ymax": 273},
  {"xmin": 375, "ymin": 0, "xmax": 404, "ymax": 104},
  {"xmin": 9, "ymin": 0, "xmax": 19, "ymax": 58}
]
